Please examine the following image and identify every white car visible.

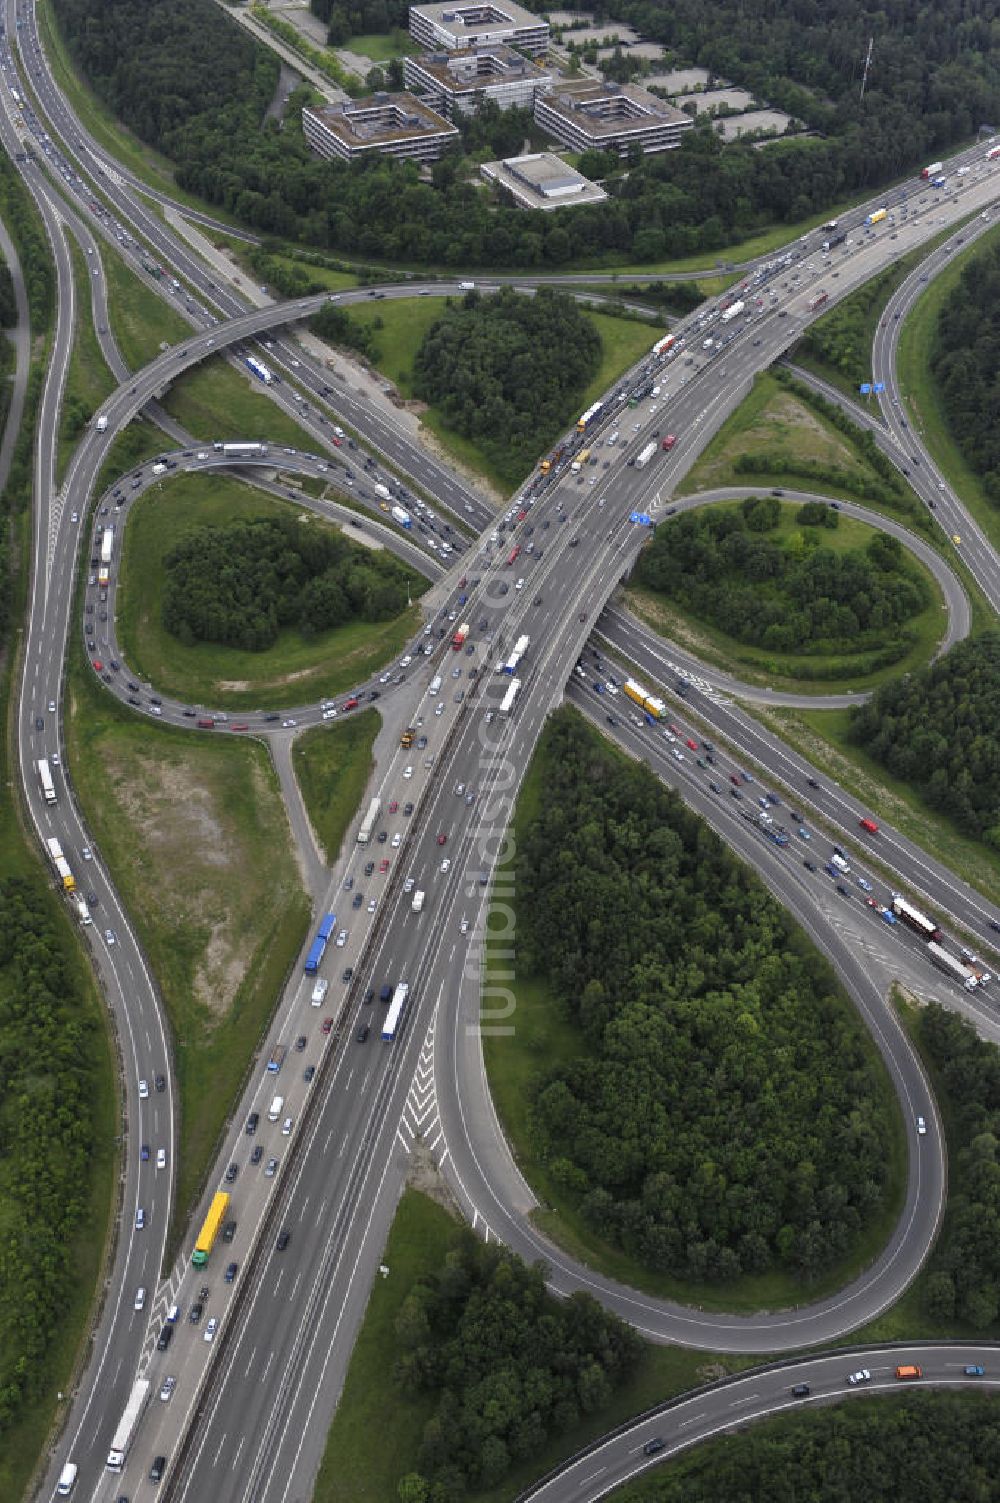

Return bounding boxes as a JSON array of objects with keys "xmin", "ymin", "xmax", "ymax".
[
  {"xmin": 403, "ymin": 765, "xmax": 413, "ymax": 779},
  {"xmin": 138, "ymin": 1079, "xmax": 149, "ymax": 1100},
  {"xmin": 203, "ymin": 1317, "xmax": 218, "ymax": 1343},
  {"xmin": 281, "ymin": 1115, "xmax": 293, "ymax": 1136},
  {"xmin": 515, "ymin": 578, "xmax": 525, "ymax": 591},
  {"xmin": 403, "ymin": 877, "xmax": 415, "ymax": 893},
  {"xmin": 435, "ymin": 704, "xmax": 445, "ymax": 716},
  {"xmin": 367, "ymin": 897, "xmax": 377, "ymax": 912},
  {"xmin": 82, "ymin": 846, "xmax": 92, "ymax": 861},
  {"xmin": 159, "ymin": 1376, "xmax": 176, "ymax": 1403},
  {"xmin": 440, "ymin": 858, "xmax": 451, "ymax": 873},
  {"xmin": 311, "ymin": 978, "xmax": 328, "ymax": 1005},
  {"xmin": 391, "ymin": 833, "xmax": 401, "ymax": 848},
  {"xmin": 847, "ymin": 1369, "xmax": 871, "ymax": 1385},
  {"xmin": 156, "ymin": 1147, "xmax": 166, "ymax": 1170},
  {"xmin": 70, "ymin": 510, "xmax": 78, "ymax": 522},
  {"xmin": 135, "ymin": 1207, "xmax": 145, "ymax": 1229},
  {"xmin": 379, "ymin": 673, "xmax": 391, "ymax": 684},
  {"xmin": 282, "ymin": 719, "xmax": 297, "ymax": 729},
  {"xmin": 672, "ymin": 749, "xmax": 684, "ymax": 762},
  {"xmin": 917, "ymin": 1116, "xmax": 927, "ymax": 1135},
  {"xmin": 400, "ymin": 655, "xmax": 413, "ymax": 667},
  {"xmin": 322, "ymin": 708, "xmax": 338, "ymax": 720},
  {"xmin": 335, "ymin": 929, "xmax": 348, "ymax": 947},
  {"xmin": 134, "ymin": 1286, "xmax": 145, "ymax": 1310}
]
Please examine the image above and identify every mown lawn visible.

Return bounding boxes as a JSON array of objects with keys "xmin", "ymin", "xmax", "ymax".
[{"xmin": 292, "ymin": 710, "xmax": 380, "ymax": 863}]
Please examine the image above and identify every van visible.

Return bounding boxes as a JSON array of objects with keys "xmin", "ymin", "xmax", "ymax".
[
  {"xmin": 411, "ymin": 890, "xmax": 425, "ymax": 913},
  {"xmin": 56, "ymin": 1462, "xmax": 78, "ymax": 1495},
  {"xmin": 428, "ymin": 676, "xmax": 442, "ymax": 696},
  {"xmin": 166, "ymin": 1303, "xmax": 179, "ymax": 1324},
  {"xmin": 311, "ymin": 978, "xmax": 328, "ymax": 1006},
  {"xmin": 267, "ymin": 1095, "xmax": 284, "ymax": 1123},
  {"xmin": 895, "ymin": 1365, "xmax": 922, "ymax": 1380}
]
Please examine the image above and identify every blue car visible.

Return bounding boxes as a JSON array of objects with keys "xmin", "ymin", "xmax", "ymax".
[{"xmin": 964, "ymin": 1365, "xmax": 985, "ymax": 1376}]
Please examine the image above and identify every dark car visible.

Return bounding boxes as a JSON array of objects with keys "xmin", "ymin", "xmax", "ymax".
[
  {"xmin": 222, "ymin": 1220, "xmax": 237, "ymax": 1243},
  {"xmin": 792, "ymin": 1382, "xmax": 811, "ymax": 1397},
  {"xmin": 804, "ymin": 860, "xmax": 816, "ymax": 872},
  {"xmin": 364, "ymin": 861, "xmax": 374, "ymax": 876},
  {"xmin": 303, "ymin": 1065, "xmax": 315, "ymax": 1082},
  {"xmin": 224, "ymin": 1261, "xmax": 238, "ymax": 1283},
  {"xmin": 643, "ymin": 1437, "xmax": 666, "ymax": 1457},
  {"xmin": 156, "ymin": 1324, "xmax": 173, "ymax": 1351},
  {"xmin": 276, "ymin": 1229, "xmax": 291, "ymax": 1252},
  {"xmin": 342, "ymin": 967, "xmax": 353, "ymax": 983},
  {"xmin": 250, "ymin": 1144, "xmax": 263, "ymax": 1165},
  {"xmin": 246, "ymin": 1112, "xmax": 259, "ymax": 1135},
  {"xmin": 224, "ymin": 1162, "xmax": 238, "ymax": 1184},
  {"xmin": 294, "ymin": 1034, "xmax": 307, "ymax": 1052},
  {"xmin": 149, "ymin": 1456, "xmax": 166, "ymax": 1483},
  {"xmin": 356, "ymin": 1023, "xmax": 370, "ymax": 1043},
  {"xmin": 189, "ymin": 1302, "xmax": 203, "ymax": 1325},
  {"xmin": 155, "ymin": 1074, "xmax": 166, "ymax": 1093}
]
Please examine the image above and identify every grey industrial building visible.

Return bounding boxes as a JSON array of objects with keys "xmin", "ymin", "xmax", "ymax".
[
  {"xmin": 302, "ymin": 94, "xmax": 460, "ymax": 163},
  {"xmin": 480, "ymin": 151, "xmax": 607, "ymax": 210},
  {"xmin": 408, "ymin": 1, "xmax": 550, "ymax": 58},
  {"xmin": 533, "ymin": 80, "xmax": 692, "ymax": 157},
  {"xmin": 404, "ymin": 45, "xmax": 552, "ymax": 117}
]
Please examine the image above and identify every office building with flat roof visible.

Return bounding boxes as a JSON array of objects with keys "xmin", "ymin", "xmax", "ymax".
[
  {"xmin": 480, "ymin": 151, "xmax": 607, "ymax": 210},
  {"xmin": 409, "ymin": 1, "xmax": 549, "ymax": 58},
  {"xmin": 404, "ymin": 45, "xmax": 552, "ymax": 117},
  {"xmin": 302, "ymin": 93, "xmax": 459, "ymax": 163},
  {"xmin": 534, "ymin": 80, "xmax": 692, "ymax": 157}
]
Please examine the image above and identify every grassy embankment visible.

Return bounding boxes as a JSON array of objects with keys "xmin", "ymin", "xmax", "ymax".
[
  {"xmin": 56, "ymin": 238, "xmax": 115, "ymax": 481},
  {"xmin": 65, "ymin": 639, "xmax": 311, "ymax": 1241},
  {"xmin": 292, "ymin": 711, "xmax": 379, "ymax": 863}
]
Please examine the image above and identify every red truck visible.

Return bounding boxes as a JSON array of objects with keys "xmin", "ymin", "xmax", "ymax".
[
  {"xmin": 452, "ymin": 622, "xmax": 470, "ymax": 650},
  {"xmin": 808, "ymin": 291, "xmax": 829, "ymax": 312}
]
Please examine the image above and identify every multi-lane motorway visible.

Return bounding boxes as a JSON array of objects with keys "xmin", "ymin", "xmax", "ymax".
[{"xmin": 7, "ymin": 6, "xmax": 1000, "ymax": 1497}]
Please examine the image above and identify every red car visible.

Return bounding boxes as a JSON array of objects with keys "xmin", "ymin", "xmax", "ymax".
[
  {"xmin": 197, "ymin": 719, "xmax": 214, "ymax": 729},
  {"xmin": 322, "ymin": 1017, "xmax": 334, "ymax": 1034},
  {"xmin": 668, "ymin": 723, "xmax": 681, "ymax": 736},
  {"xmin": 343, "ymin": 697, "xmax": 359, "ymax": 711},
  {"xmin": 92, "ymin": 659, "xmax": 104, "ymax": 672},
  {"xmin": 388, "ymin": 800, "xmax": 398, "ymax": 813},
  {"xmin": 729, "ymin": 774, "xmax": 741, "ymax": 787},
  {"xmin": 332, "ymin": 436, "xmax": 342, "ymax": 447},
  {"xmin": 685, "ymin": 738, "xmax": 698, "ymax": 752},
  {"xmin": 436, "ymin": 833, "xmax": 447, "ymax": 846},
  {"xmin": 379, "ymin": 858, "xmax": 390, "ymax": 873}
]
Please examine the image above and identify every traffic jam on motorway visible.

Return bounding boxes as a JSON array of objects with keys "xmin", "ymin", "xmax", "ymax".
[
  {"xmin": 577, "ymin": 655, "xmax": 995, "ymax": 1003},
  {"xmin": 14, "ymin": 33, "xmax": 1000, "ymax": 1488}
]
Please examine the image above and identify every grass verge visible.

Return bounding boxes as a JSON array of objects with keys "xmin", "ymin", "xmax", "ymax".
[
  {"xmin": 346, "ymin": 29, "xmax": 421, "ymax": 60},
  {"xmin": 162, "ymin": 355, "xmax": 319, "ymax": 450},
  {"xmin": 117, "ymin": 470, "xmax": 425, "ymax": 710},
  {"xmin": 624, "ymin": 502, "xmax": 948, "ymax": 694},
  {"xmin": 57, "ymin": 239, "xmax": 116, "ymax": 482},
  {"xmin": 895, "ymin": 229, "xmax": 1000, "ymax": 555},
  {"xmin": 481, "ymin": 734, "xmax": 908, "ymax": 1316},
  {"xmin": 312, "ymin": 1187, "xmax": 758, "ymax": 1503},
  {"xmin": 64, "ymin": 634, "xmax": 310, "ymax": 1241},
  {"xmin": 101, "ymin": 246, "xmax": 190, "ymax": 371},
  {"xmin": 291, "ymin": 710, "xmax": 379, "ymax": 864}
]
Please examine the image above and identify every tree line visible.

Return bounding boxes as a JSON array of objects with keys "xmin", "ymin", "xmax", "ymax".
[
  {"xmin": 849, "ymin": 632, "xmax": 1000, "ymax": 849},
  {"xmin": 392, "ymin": 1226, "xmax": 641, "ymax": 1502},
  {"xmin": 930, "ymin": 238, "xmax": 1000, "ymax": 506},
  {"xmin": 636, "ymin": 498, "xmax": 928, "ymax": 658},
  {"xmin": 917, "ymin": 1004, "xmax": 1000, "ymax": 1330},
  {"xmin": 515, "ymin": 711, "xmax": 895, "ymax": 1285},
  {"xmin": 51, "ymin": 0, "xmax": 1000, "ymax": 270},
  {"xmin": 411, "ymin": 289, "xmax": 602, "ymax": 486},
  {"xmin": 618, "ymin": 1392, "xmax": 1000, "ymax": 1501},
  {"xmin": 0, "ymin": 879, "xmax": 100, "ymax": 1438},
  {"xmin": 162, "ymin": 515, "xmax": 422, "ymax": 651}
]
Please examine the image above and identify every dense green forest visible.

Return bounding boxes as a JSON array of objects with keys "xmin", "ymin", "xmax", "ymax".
[
  {"xmin": 616, "ymin": 1394, "xmax": 1000, "ymax": 1502},
  {"xmin": 636, "ymin": 498, "xmax": 928, "ymax": 658},
  {"xmin": 516, "ymin": 712, "xmax": 894, "ymax": 1284},
  {"xmin": 51, "ymin": 0, "xmax": 1000, "ymax": 267},
  {"xmin": 162, "ymin": 515, "xmax": 422, "ymax": 651},
  {"xmin": 849, "ymin": 633, "xmax": 1000, "ymax": 848},
  {"xmin": 917, "ymin": 1004, "xmax": 1000, "ymax": 1328},
  {"xmin": 0, "ymin": 880, "xmax": 100, "ymax": 1436},
  {"xmin": 411, "ymin": 289, "xmax": 602, "ymax": 485},
  {"xmin": 392, "ymin": 1226, "xmax": 641, "ymax": 1501},
  {"xmin": 930, "ymin": 239, "xmax": 1000, "ymax": 504}
]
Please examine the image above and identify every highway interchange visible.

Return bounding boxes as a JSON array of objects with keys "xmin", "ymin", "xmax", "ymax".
[{"xmin": 5, "ymin": 4, "xmax": 1000, "ymax": 1498}]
